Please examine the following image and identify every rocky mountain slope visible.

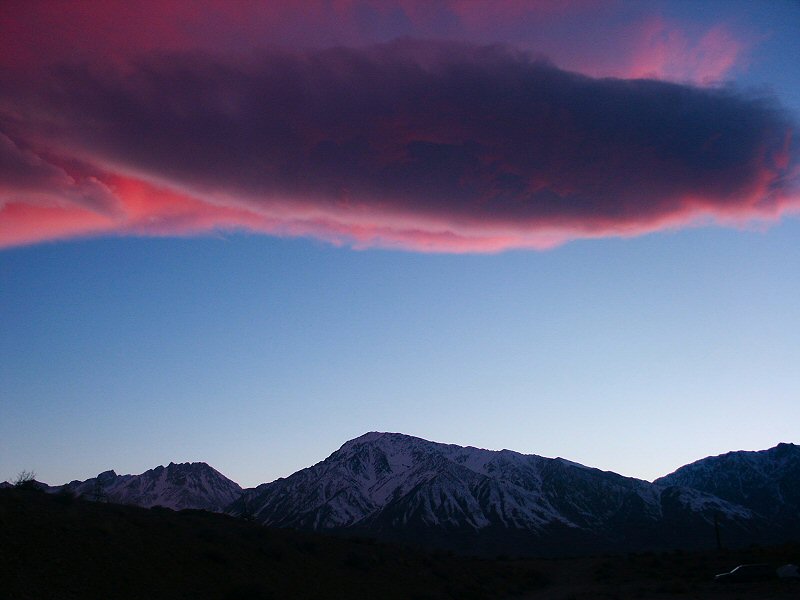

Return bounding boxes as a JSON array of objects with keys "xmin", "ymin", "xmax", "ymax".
[
  {"xmin": 56, "ymin": 462, "xmax": 242, "ymax": 512},
  {"xmin": 655, "ymin": 443, "xmax": 800, "ymax": 524},
  {"xmin": 229, "ymin": 432, "xmax": 763, "ymax": 555}
]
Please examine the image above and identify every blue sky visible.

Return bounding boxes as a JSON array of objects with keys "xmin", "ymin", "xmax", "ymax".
[
  {"xmin": 3, "ymin": 220, "xmax": 798, "ymax": 486},
  {"xmin": 1, "ymin": 1, "xmax": 799, "ymax": 487}
]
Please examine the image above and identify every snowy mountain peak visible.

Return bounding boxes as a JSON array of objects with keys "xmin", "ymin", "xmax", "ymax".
[
  {"xmin": 57, "ymin": 461, "xmax": 242, "ymax": 512},
  {"xmin": 230, "ymin": 432, "xmax": 761, "ymax": 555},
  {"xmin": 554, "ymin": 457, "xmax": 591, "ymax": 470},
  {"xmin": 654, "ymin": 442, "xmax": 800, "ymax": 522},
  {"xmin": 96, "ymin": 470, "xmax": 117, "ymax": 483},
  {"xmin": 339, "ymin": 431, "xmax": 432, "ymax": 453},
  {"xmin": 344, "ymin": 431, "xmax": 395, "ymax": 445}
]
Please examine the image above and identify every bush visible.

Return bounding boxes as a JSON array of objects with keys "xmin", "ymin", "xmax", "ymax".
[
  {"xmin": 14, "ymin": 470, "xmax": 40, "ymax": 491},
  {"xmin": 54, "ymin": 487, "xmax": 76, "ymax": 506}
]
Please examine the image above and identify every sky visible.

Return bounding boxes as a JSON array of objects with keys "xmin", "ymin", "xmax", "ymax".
[{"xmin": 1, "ymin": 0, "xmax": 799, "ymax": 488}]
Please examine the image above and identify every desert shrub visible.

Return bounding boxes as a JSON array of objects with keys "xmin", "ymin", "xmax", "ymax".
[
  {"xmin": 223, "ymin": 583, "xmax": 275, "ymax": 600},
  {"xmin": 655, "ymin": 580, "xmax": 689, "ymax": 594},
  {"xmin": 258, "ymin": 544, "xmax": 284, "ymax": 561},
  {"xmin": 53, "ymin": 487, "xmax": 76, "ymax": 506},
  {"xmin": 296, "ymin": 539, "xmax": 318, "ymax": 555},
  {"xmin": 201, "ymin": 549, "xmax": 230, "ymax": 565},
  {"xmin": 198, "ymin": 527, "xmax": 223, "ymax": 543},
  {"xmin": 594, "ymin": 560, "xmax": 615, "ymax": 582},
  {"xmin": 342, "ymin": 549, "xmax": 382, "ymax": 572},
  {"xmin": 13, "ymin": 470, "xmax": 40, "ymax": 491}
]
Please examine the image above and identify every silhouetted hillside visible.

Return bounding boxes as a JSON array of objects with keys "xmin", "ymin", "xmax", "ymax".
[
  {"xmin": 0, "ymin": 487, "xmax": 546, "ymax": 600},
  {"xmin": 4, "ymin": 487, "xmax": 800, "ymax": 599}
]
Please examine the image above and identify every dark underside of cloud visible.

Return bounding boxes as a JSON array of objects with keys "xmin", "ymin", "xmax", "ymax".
[{"xmin": 1, "ymin": 40, "xmax": 797, "ymax": 250}]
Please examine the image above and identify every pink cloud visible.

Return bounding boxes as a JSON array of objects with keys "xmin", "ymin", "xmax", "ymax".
[
  {"xmin": 0, "ymin": 2, "xmax": 744, "ymax": 81},
  {"xmin": 615, "ymin": 18, "xmax": 747, "ymax": 84},
  {"xmin": 0, "ymin": 6, "xmax": 796, "ymax": 253}
]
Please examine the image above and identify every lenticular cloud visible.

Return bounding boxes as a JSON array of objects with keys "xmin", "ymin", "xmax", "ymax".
[{"xmin": 1, "ymin": 40, "xmax": 797, "ymax": 251}]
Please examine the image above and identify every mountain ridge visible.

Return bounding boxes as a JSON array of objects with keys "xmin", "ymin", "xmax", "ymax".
[
  {"xmin": 655, "ymin": 442, "xmax": 800, "ymax": 525},
  {"xmin": 18, "ymin": 432, "xmax": 797, "ymax": 556},
  {"xmin": 228, "ymin": 431, "xmax": 775, "ymax": 555},
  {"xmin": 53, "ymin": 461, "xmax": 242, "ymax": 512}
]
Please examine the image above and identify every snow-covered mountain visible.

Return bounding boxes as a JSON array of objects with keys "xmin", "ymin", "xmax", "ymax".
[
  {"xmin": 655, "ymin": 442, "xmax": 800, "ymax": 523},
  {"xmin": 56, "ymin": 462, "xmax": 242, "ymax": 512},
  {"xmin": 9, "ymin": 434, "xmax": 795, "ymax": 556},
  {"xmin": 229, "ymin": 432, "xmax": 760, "ymax": 555}
]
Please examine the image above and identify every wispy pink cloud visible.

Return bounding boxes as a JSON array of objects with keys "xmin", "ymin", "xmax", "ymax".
[{"xmin": 612, "ymin": 17, "xmax": 747, "ymax": 84}]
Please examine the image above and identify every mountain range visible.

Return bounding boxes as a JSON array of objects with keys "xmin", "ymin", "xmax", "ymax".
[
  {"xmin": 11, "ymin": 433, "xmax": 799, "ymax": 556},
  {"xmin": 57, "ymin": 462, "xmax": 242, "ymax": 512},
  {"xmin": 655, "ymin": 442, "xmax": 800, "ymax": 523},
  {"xmin": 228, "ymin": 433, "xmax": 794, "ymax": 555}
]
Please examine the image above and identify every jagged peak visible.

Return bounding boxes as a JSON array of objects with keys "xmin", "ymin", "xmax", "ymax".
[
  {"xmin": 142, "ymin": 461, "xmax": 218, "ymax": 473},
  {"xmin": 164, "ymin": 461, "xmax": 215, "ymax": 470},
  {"xmin": 347, "ymin": 431, "xmax": 415, "ymax": 443},
  {"xmin": 337, "ymin": 432, "xmax": 546, "ymax": 466},
  {"xmin": 554, "ymin": 457, "xmax": 591, "ymax": 470},
  {"xmin": 88, "ymin": 462, "xmax": 232, "ymax": 484},
  {"xmin": 339, "ymin": 431, "xmax": 428, "ymax": 450},
  {"xmin": 772, "ymin": 442, "xmax": 798, "ymax": 453},
  {"xmin": 655, "ymin": 441, "xmax": 799, "ymax": 484}
]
